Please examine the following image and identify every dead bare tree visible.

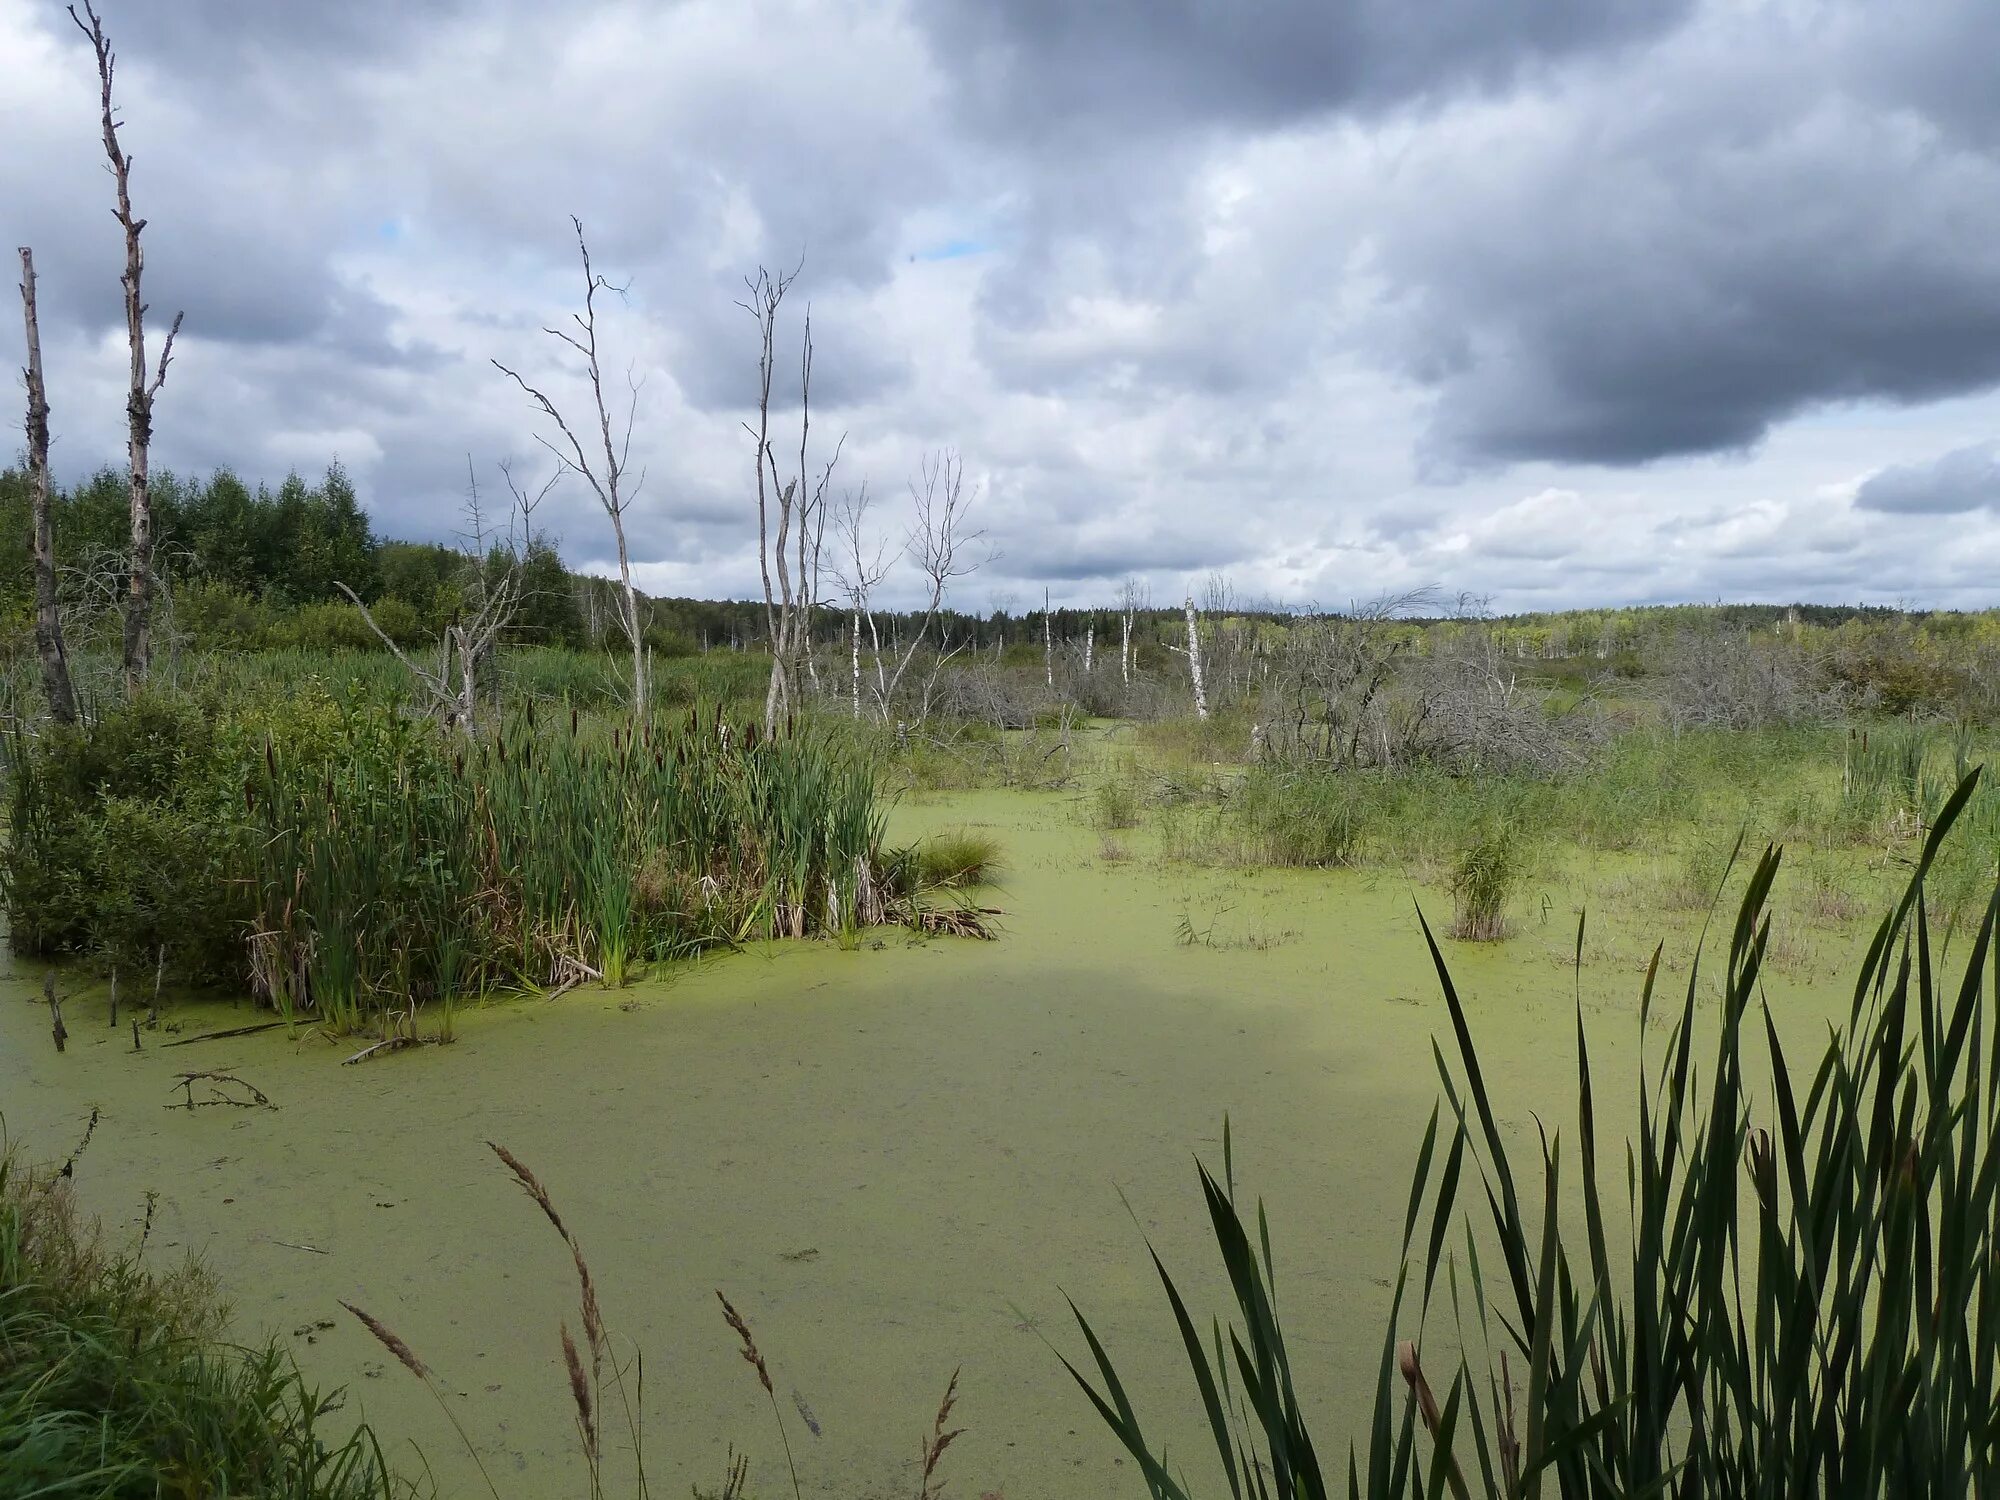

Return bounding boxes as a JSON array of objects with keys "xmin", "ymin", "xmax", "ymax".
[
  {"xmin": 493, "ymin": 218, "xmax": 648, "ymax": 710},
  {"xmin": 832, "ymin": 482, "xmax": 892, "ymax": 719},
  {"xmin": 17, "ymin": 248, "xmax": 79, "ymax": 724},
  {"xmin": 338, "ymin": 457, "xmax": 555, "ymax": 735},
  {"xmin": 1171, "ymin": 593, "xmax": 1210, "ymax": 719},
  {"xmin": 870, "ymin": 450, "xmax": 983, "ymax": 722},
  {"xmin": 1115, "ymin": 578, "xmax": 1145, "ymax": 687},
  {"xmin": 740, "ymin": 263, "xmax": 843, "ymax": 735},
  {"xmin": 72, "ymin": 2, "xmax": 181, "ymax": 697},
  {"xmin": 1043, "ymin": 586, "xmax": 1055, "ymax": 689}
]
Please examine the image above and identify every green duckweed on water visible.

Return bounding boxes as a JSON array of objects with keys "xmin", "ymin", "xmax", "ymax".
[{"xmin": 0, "ymin": 773, "xmax": 1884, "ymax": 1498}]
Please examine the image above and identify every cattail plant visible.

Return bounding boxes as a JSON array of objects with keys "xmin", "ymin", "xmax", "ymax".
[{"xmin": 1064, "ymin": 768, "xmax": 2000, "ymax": 1496}]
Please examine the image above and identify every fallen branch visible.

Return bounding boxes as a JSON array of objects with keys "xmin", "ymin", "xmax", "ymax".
[
  {"xmin": 341, "ymin": 1035, "xmax": 431, "ymax": 1066},
  {"xmin": 162, "ymin": 1021, "xmax": 286, "ymax": 1048},
  {"xmin": 168, "ymin": 1071, "xmax": 273, "ymax": 1110}
]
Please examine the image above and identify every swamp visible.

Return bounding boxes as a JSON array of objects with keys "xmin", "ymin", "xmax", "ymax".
[{"xmin": 6, "ymin": 2, "xmax": 2000, "ymax": 1494}]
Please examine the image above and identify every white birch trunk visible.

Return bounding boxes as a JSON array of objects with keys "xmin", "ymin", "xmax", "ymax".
[{"xmin": 1185, "ymin": 596, "xmax": 1208, "ymax": 720}]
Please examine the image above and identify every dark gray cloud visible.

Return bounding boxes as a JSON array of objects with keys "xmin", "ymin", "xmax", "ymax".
[
  {"xmin": 1856, "ymin": 442, "xmax": 2000, "ymax": 515},
  {"xmin": 924, "ymin": 0, "xmax": 1694, "ymax": 137},
  {"xmin": 1382, "ymin": 4, "xmax": 2000, "ymax": 467}
]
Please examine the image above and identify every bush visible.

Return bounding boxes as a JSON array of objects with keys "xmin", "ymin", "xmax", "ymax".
[
  {"xmin": 1, "ymin": 693, "xmax": 248, "ymax": 979},
  {"xmin": 173, "ymin": 581, "xmax": 278, "ymax": 652},
  {"xmin": 276, "ymin": 601, "xmax": 392, "ymax": 652}
]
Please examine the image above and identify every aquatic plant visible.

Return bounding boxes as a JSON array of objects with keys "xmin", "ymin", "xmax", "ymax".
[
  {"xmin": 1095, "ymin": 774, "xmax": 1143, "ymax": 830},
  {"xmin": 1063, "ymin": 768, "xmax": 2000, "ymax": 1495},
  {"xmin": 918, "ymin": 828, "xmax": 1004, "ymax": 889},
  {"xmin": 1445, "ymin": 821, "xmax": 1522, "ymax": 941}
]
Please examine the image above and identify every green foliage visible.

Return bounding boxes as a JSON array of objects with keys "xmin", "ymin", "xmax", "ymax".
[
  {"xmin": 0, "ymin": 1151, "xmax": 394, "ymax": 1497},
  {"xmin": 1, "ymin": 692, "xmax": 248, "ymax": 979},
  {"xmin": 1064, "ymin": 772, "xmax": 2000, "ymax": 1495}
]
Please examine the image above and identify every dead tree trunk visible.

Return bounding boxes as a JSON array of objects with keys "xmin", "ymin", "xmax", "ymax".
[
  {"xmin": 1184, "ymin": 595, "xmax": 1209, "ymax": 719},
  {"xmin": 742, "ymin": 264, "xmax": 840, "ymax": 736},
  {"xmin": 73, "ymin": 3, "xmax": 180, "ymax": 698},
  {"xmin": 17, "ymin": 249, "xmax": 78, "ymax": 725},
  {"xmin": 1043, "ymin": 588, "xmax": 1054, "ymax": 689}
]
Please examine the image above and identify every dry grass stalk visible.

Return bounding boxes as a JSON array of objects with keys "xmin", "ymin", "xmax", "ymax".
[
  {"xmin": 1397, "ymin": 1340, "xmax": 1441, "ymax": 1431},
  {"xmin": 488, "ymin": 1140, "xmax": 606, "ymax": 1375},
  {"xmin": 917, "ymin": 1367, "xmax": 964, "ymax": 1500},
  {"xmin": 1397, "ymin": 1341, "xmax": 1469, "ymax": 1500},
  {"xmin": 718, "ymin": 1290, "xmax": 773, "ymax": 1395},
  {"xmin": 340, "ymin": 1300, "xmax": 431, "ymax": 1381},
  {"xmin": 563, "ymin": 1321, "xmax": 598, "ymax": 1459},
  {"xmin": 718, "ymin": 1290, "xmax": 801, "ymax": 1499},
  {"xmin": 339, "ymin": 1299, "xmax": 502, "ymax": 1500}
]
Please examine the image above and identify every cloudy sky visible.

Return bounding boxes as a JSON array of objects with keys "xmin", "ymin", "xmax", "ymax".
[{"xmin": 5, "ymin": 0, "xmax": 2000, "ymax": 611}]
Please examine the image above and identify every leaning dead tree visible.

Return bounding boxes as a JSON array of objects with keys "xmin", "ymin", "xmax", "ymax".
[
  {"xmin": 741, "ymin": 263, "xmax": 842, "ymax": 735},
  {"xmin": 338, "ymin": 457, "xmax": 555, "ymax": 735},
  {"xmin": 72, "ymin": 2, "xmax": 180, "ymax": 697},
  {"xmin": 17, "ymin": 249, "xmax": 79, "ymax": 724},
  {"xmin": 494, "ymin": 218, "xmax": 648, "ymax": 709}
]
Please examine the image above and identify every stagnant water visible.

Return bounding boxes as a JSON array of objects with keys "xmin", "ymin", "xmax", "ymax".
[{"xmin": 0, "ymin": 781, "xmax": 1876, "ymax": 1497}]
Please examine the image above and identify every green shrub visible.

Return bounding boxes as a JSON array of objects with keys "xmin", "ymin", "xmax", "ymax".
[
  {"xmin": 173, "ymin": 581, "xmax": 278, "ymax": 652},
  {"xmin": 275, "ymin": 601, "xmax": 392, "ymax": 652}
]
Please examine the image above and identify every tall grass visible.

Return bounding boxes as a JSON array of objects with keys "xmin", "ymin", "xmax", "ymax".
[
  {"xmin": 1446, "ymin": 823, "xmax": 1521, "ymax": 941},
  {"xmin": 245, "ymin": 704, "xmax": 894, "ymax": 1023},
  {"xmin": 0, "ymin": 1148, "xmax": 394, "ymax": 1497},
  {"xmin": 1064, "ymin": 769, "xmax": 2000, "ymax": 1494},
  {"xmin": 4, "ymin": 688, "xmax": 899, "ymax": 1030}
]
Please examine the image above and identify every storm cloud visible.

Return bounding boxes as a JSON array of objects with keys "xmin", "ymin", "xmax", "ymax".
[{"xmin": 4, "ymin": 0, "xmax": 1999, "ymax": 610}]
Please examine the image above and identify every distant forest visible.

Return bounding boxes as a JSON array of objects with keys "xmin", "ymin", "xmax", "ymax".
[{"xmin": 0, "ymin": 461, "xmax": 1957, "ymax": 663}]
